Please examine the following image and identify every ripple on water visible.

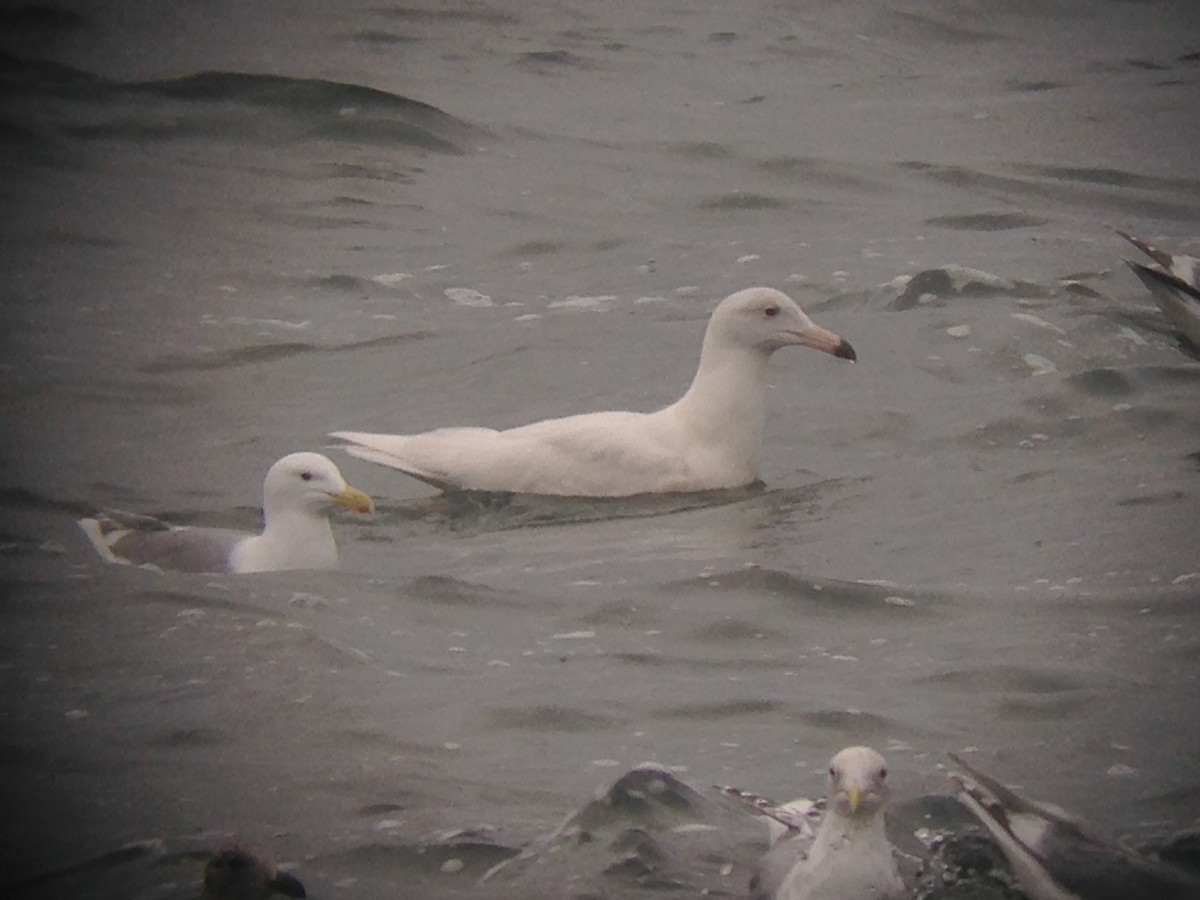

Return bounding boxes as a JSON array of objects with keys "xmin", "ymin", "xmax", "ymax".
[
  {"xmin": 485, "ymin": 705, "xmax": 618, "ymax": 733},
  {"xmin": 657, "ymin": 698, "xmax": 785, "ymax": 720},
  {"xmin": 663, "ymin": 566, "xmax": 941, "ymax": 618},
  {"xmin": 401, "ymin": 574, "xmax": 532, "ymax": 610},
  {"xmin": 794, "ymin": 708, "xmax": 899, "ymax": 736},
  {"xmin": 911, "ymin": 665, "xmax": 1084, "ymax": 695},
  {"xmin": 924, "ymin": 211, "xmax": 1048, "ymax": 231}
]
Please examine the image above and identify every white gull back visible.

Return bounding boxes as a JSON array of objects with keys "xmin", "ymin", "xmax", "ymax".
[{"xmin": 331, "ymin": 287, "xmax": 855, "ymax": 497}]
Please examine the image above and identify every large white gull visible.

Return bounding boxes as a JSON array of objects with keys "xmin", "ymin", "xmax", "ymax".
[
  {"xmin": 78, "ymin": 452, "xmax": 374, "ymax": 574},
  {"xmin": 331, "ymin": 287, "xmax": 855, "ymax": 497},
  {"xmin": 751, "ymin": 746, "xmax": 905, "ymax": 900}
]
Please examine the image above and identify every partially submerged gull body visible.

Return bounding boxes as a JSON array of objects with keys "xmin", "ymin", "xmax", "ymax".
[
  {"xmin": 332, "ymin": 287, "xmax": 855, "ymax": 497},
  {"xmin": 203, "ymin": 843, "xmax": 306, "ymax": 900},
  {"xmin": 751, "ymin": 746, "xmax": 906, "ymax": 900},
  {"xmin": 78, "ymin": 452, "xmax": 373, "ymax": 574},
  {"xmin": 949, "ymin": 753, "xmax": 1200, "ymax": 900},
  {"xmin": 1116, "ymin": 229, "xmax": 1200, "ymax": 348}
]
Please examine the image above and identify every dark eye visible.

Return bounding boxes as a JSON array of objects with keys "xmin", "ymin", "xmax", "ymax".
[
  {"xmin": 764, "ymin": 305, "xmax": 780, "ymax": 318},
  {"xmin": 829, "ymin": 766, "xmax": 837, "ymax": 778},
  {"xmin": 879, "ymin": 767, "xmax": 888, "ymax": 779},
  {"xmin": 300, "ymin": 472, "xmax": 313, "ymax": 481}
]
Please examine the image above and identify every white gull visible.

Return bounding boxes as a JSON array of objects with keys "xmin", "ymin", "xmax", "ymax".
[
  {"xmin": 331, "ymin": 287, "xmax": 855, "ymax": 497},
  {"xmin": 78, "ymin": 452, "xmax": 373, "ymax": 574},
  {"xmin": 751, "ymin": 746, "xmax": 905, "ymax": 900}
]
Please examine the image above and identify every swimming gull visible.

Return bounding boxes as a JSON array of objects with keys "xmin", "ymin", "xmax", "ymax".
[
  {"xmin": 1116, "ymin": 229, "xmax": 1200, "ymax": 347},
  {"xmin": 949, "ymin": 752, "xmax": 1200, "ymax": 900},
  {"xmin": 203, "ymin": 843, "xmax": 306, "ymax": 900},
  {"xmin": 750, "ymin": 746, "xmax": 905, "ymax": 900},
  {"xmin": 78, "ymin": 452, "xmax": 374, "ymax": 574},
  {"xmin": 331, "ymin": 286, "xmax": 855, "ymax": 496}
]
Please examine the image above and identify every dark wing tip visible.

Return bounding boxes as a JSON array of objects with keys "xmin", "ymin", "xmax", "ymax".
[
  {"xmin": 270, "ymin": 871, "xmax": 307, "ymax": 898},
  {"xmin": 1115, "ymin": 229, "xmax": 1176, "ymax": 270},
  {"xmin": 835, "ymin": 339, "xmax": 857, "ymax": 362}
]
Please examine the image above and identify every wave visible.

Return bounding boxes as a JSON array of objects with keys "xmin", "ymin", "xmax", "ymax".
[
  {"xmin": 137, "ymin": 330, "xmax": 434, "ymax": 373},
  {"xmin": 0, "ymin": 51, "xmax": 487, "ymax": 152},
  {"xmin": 900, "ymin": 160, "xmax": 1200, "ymax": 222}
]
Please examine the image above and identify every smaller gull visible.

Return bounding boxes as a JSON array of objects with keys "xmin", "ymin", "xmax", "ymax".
[
  {"xmin": 331, "ymin": 286, "xmax": 855, "ymax": 497},
  {"xmin": 949, "ymin": 752, "xmax": 1200, "ymax": 900},
  {"xmin": 78, "ymin": 452, "xmax": 373, "ymax": 574},
  {"xmin": 750, "ymin": 746, "xmax": 906, "ymax": 900},
  {"xmin": 203, "ymin": 843, "xmax": 306, "ymax": 900},
  {"xmin": 1115, "ymin": 229, "xmax": 1200, "ymax": 348}
]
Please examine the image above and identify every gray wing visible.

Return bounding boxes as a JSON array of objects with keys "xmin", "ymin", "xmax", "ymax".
[
  {"xmin": 1125, "ymin": 261, "xmax": 1200, "ymax": 347},
  {"xmin": 750, "ymin": 832, "xmax": 809, "ymax": 900},
  {"xmin": 1029, "ymin": 828, "xmax": 1200, "ymax": 900},
  {"xmin": 1115, "ymin": 230, "xmax": 1200, "ymax": 288},
  {"xmin": 950, "ymin": 754, "xmax": 1200, "ymax": 900},
  {"xmin": 108, "ymin": 526, "xmax": 246, "ymax": 573}
]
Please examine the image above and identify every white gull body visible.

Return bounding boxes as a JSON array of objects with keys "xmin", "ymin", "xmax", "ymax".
[
  {"xmin": 78, "ymin": 452, "xmax": 374, "ymax": 574},
  {"xmin": 331, "ymin": 287, "xmax": 855, "ymax": 497},
  {"xmin": 752, "ymin": 746, "xmax": 905, "ymax": 900}
]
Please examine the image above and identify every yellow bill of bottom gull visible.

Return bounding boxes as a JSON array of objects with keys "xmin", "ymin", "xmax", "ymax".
[
  {"xmin": 751, "ymin": 746, "xmax": 905, "ymax": 900},
  {"xmin": 203, "ymin": 843, "xmax": 306, "ymax": 900},
  {"xmin": 949, "ymin": 752, "xmax": 1200, "ymax": 900},
  {"xmin": 330, "ymin": 286, "xmax": 856, "ymax": 497},
  {"xmin": 78, "ymin": 452, "xmax": 373, "ymax": 574}
]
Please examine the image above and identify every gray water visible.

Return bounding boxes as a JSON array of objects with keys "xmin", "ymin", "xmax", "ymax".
[{"xmin": 2, "ymin": 1, "xmax": 1199, "ymax": 897}]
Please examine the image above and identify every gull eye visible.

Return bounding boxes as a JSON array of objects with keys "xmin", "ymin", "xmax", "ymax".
[
  {"xmin": 764, "ymin": 305, "xmax": 780, "ymax": 318},
  {"xmin": 829, "ymin": 766, "xmax": 837, "ymax": 778},
  {"xmin": 300, "ymin": 471, "xmax": 313, "ymax": 482},
  {"xmin": 879, "ymin": 767, "xmax": 888, "ymax": 779}
]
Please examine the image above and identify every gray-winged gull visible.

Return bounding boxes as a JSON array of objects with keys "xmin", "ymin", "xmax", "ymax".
[
  {"xmin": 750, "ymin": 746, "xmax": 905, "ymax": 900},
  {"xmin": 203, "ymin": 843, "xmax": 306, "ymax": 900},
  {"xmin": 331, "ymin": 286, "xmax": 856, "ymax": 497},
  {"xmin": 949, "ymin": 752, "xmax": 1200, "ymax": 900},
  {"xmin": 78, "ymin": 452, "xmax": 373, "ymax": 574},
  {"xmin": 1116, "ymin": 229, "xmax": 1200, "ymax": 347}
]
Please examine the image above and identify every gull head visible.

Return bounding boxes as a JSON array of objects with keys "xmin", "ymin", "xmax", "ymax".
[
  {"xmin": 263, "ymin": 452, "xmax": 374, "ymax": 517},
  {"xmin": 826, "ymin": 745, "xmax": 891, "ymax": 820},
  {"xmin": 708, "ymin": 287, "xmax": 856, "ymax": 360}
]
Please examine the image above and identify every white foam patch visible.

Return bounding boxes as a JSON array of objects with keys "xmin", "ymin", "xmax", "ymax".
[
  {"xmin": 372, "ymin": 272, "xmax": 412, "ymax": 287},
  {"xmin": 1012, "ymin": 313, "xmax": 1066, "ymax": 335},
  {"xmin": 1023, "ymin": 353, "xmax": 1057, "ymax": 375},
  {"xmin": 548, "ymin": 295, "xmax": 617, "ymax": 310},
  {"xmin": 445, "ymin": 287, "xmax": 493, "ymax": 307}
]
